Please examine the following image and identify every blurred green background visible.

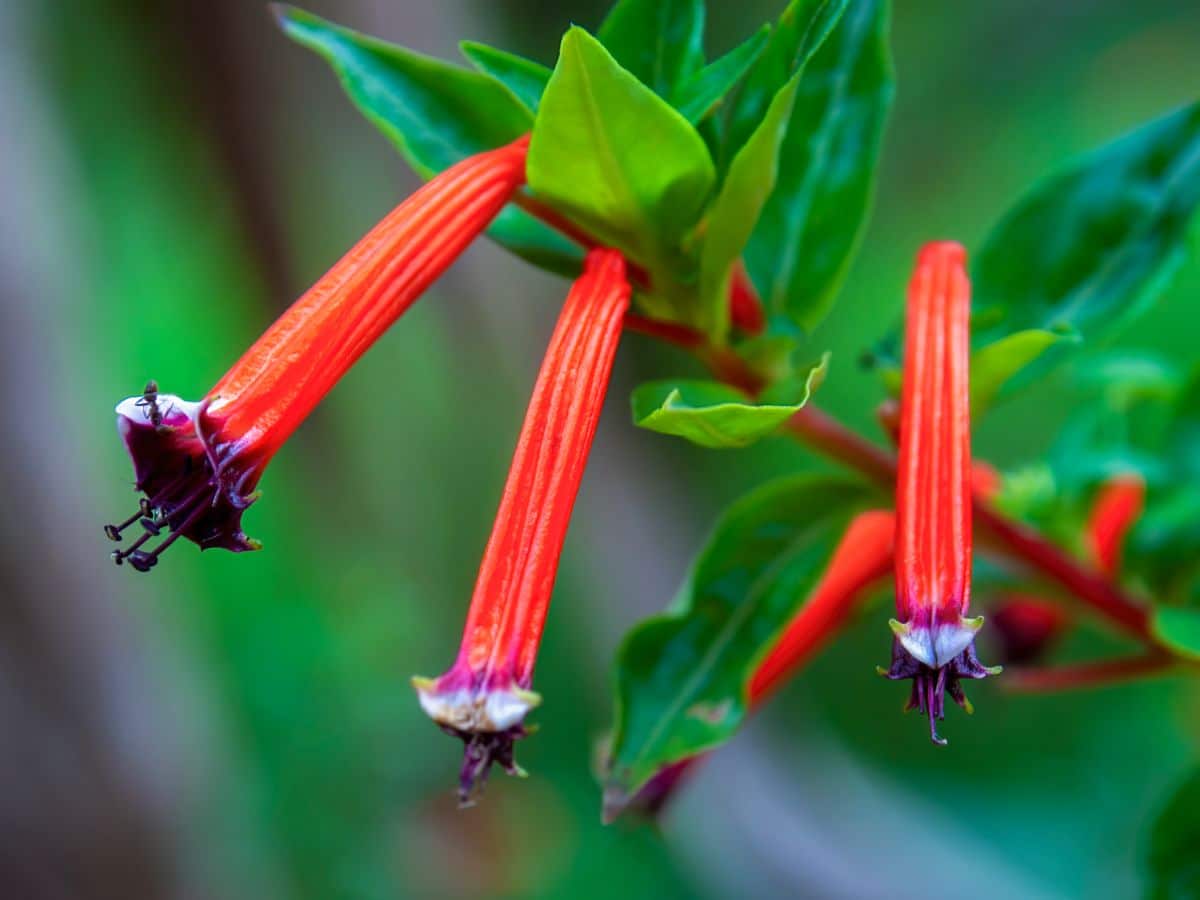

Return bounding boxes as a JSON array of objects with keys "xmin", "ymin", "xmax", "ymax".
[{"xmin": 3, "ymin": 1, "xmax": 1199, "ymax": 897}]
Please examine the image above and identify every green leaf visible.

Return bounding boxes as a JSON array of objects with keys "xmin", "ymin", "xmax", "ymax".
[
  {"xmin": 672, "ymin": 26, "xmax": 770, "ymax": 124},
  {"xmin": 743, "ymin": 0, "xmax": 895, "ymax": 333},
  {"xmin": 528, "ymin": 27, "xmax": 716, "ymax": 297},
  {"xmin": 275, "ymin": 6, "xmax": 580, "ymax": 273},
  {"xmin": 605, "ymin": 475, "xmax": 875, "ymax": 803},
  {"xmin": 1150, "ymin": 607, "xmax": 1200, "ymax": 660},
  {"xmin": 698, "ymin": 73, "xmax": 801, "ymax": 338},
  {"xmin": 632, "ymin": 356, "xmax": 825, "ymax": 449},
  {"xmin": 1145, "ymin": 769, "xmax": 1200, "ymax": 899},
  {"xmin": 459, "ymin": 41, "xmax": 552, "ymax": 115},
  {"xmin": 970, "ymin": 327, "xmax": 1080, "ymax": 415},
  {"xmin": 723, "ymin": 0, "xmax": 849, "ymax": 163},
  {"xmin": 597, "ymin": 0, "xmax": 705, "ymax": 98},
  {"xmin": 974, "ymin": 100, "xmax": 1200, "ymax": 345}
]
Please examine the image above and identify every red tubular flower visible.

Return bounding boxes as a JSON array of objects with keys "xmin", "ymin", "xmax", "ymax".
[
  {"xmin": 885, "ymin": 242, "xmax": 1000, "ymax": 745},
  {"xmin": 618, "ymin": 510, "xmax": 895, "ymax": 821},
  {"xmin": 105, "ymin": 136, "xmax": 529, "ymax": 571},
  {"xmin": 1085, "ymin": 473, "xmax": 1145, "ymax": 577},
  {"xmin": 750, "ymin": 510, "xmax": 896, "ymax": 701},
  {"xmin": 414, "ymin": 248, "xmax": 631, "ymax": 804}
]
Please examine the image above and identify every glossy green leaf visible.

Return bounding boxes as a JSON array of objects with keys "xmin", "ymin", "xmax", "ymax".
[
  {"xmin": 672, "ymin": 26, "xmax": 770, "ymax": 124},
  {"xmin": 1145, "ymin": 768, "xmax": 1200, "ymax": 900},
  {"xmin": 698, "ymin": 73, "xmax": 801, "ymax": 338},
  {"xmin": 604, "ymin": 475, "xmax": 875, "ymax": 805},
  {"xmin": 723, "ymin": 0, "xmax": 849, "ymax": 164},
  {"xmin": 970, "ymin": 327, "xmax": 1080, "ymax": 414},
  {"xmin": 743, "ymin": 0, "xmax": 894, "ymax": 333},
  {"xmin": 1150, "ymin": 607, "xmax": 1200, "ymax": 660},
  {"xmin": 974, "ymin": 100, "xmax": 1200, "ymax": 344},
  {"xmin": 528, "ymin": 28, "xmax": 715, "ymax": 291},
  {"xmin": 597, "ymin": 0, "xmax": 705, "ymax": 98},
  {"xmin": 276, "ymin": 6, "xmax": 580, "ymax": 272},
  {"xmin": 459, "ymin": 41, "xmax": 552, "ymax": 115},
  {"xmin": 632, "ymin": 356, "xmax": 825, "ymax": 449}
]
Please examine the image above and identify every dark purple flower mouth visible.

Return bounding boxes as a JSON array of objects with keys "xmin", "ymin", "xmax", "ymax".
[
  {"xmin": 106, "ymin": 381, "xmax": 262, "ymax": 571},
  {"xmin": 883, "ymin": 637, "xmax": 1001, "ymax": 745}
]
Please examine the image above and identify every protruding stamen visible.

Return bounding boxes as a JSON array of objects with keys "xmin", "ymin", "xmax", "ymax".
[
  {"xmin": 104, "ymin": 508, "xmax": 142, "ymax": 541},
  {"xmin": 109, "ymin": 455, "xmax": 217, "ymax": 572}
]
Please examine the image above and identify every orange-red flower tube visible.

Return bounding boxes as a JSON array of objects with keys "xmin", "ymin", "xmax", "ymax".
[
  {"xmin": 1085, "ymin": 473, "xmax": 1145, "ymax": 577},
  {"xmin": 884, "ymin": 242, "xmax": 999, "ymax": 744},
  {"xmin": 414, "ymin": 248, "xmax": 631, "ymax": 803},
  {"xmin": 105, "ymin": 137, "xmax": 529, "ymax": 571}
]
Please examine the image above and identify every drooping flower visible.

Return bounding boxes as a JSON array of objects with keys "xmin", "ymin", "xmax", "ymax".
[
  {"xmin": 414, "ymin": 248, "xmax": 631, "ymax": 804},
  {"xmin": 1085, "ymin": 473, "xmax": 1145, "ymax": 577},
  {"xmin": 106, "ymin": 136, "xmax": 530, "ymax": 571},
  {"xmin": 884, "ymin": 241, "xmax": 1000, "ymax": 744},
  {"xmin": 616, "ymin": 510, "xmax": 895, "ymax": 821}
]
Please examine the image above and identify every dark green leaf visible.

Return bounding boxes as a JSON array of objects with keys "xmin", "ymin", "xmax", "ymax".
[
  {"xmin": 1150, "ymin": 607, "xmax": 1200, "ymax": 660},
  {"xmin": 723, "ymin": 0, "xmax": 849, "ymax": 163},
  {"xmin": 672, "ymin": 26, "xmax": 770, "ymax": 124},
  {"xmin": 969, "ymin": 326, "xmax": 1080, "ymax": 414},
  {"xmin": 698, "ymin": 73, "xmax": 801, "ymax": 337},
  {"xmin": 631, "ymin": 355, "xmax": 825, "ymax": 449},
  {"xmin": 1145, "ymin": 768, "xmax": 1200, "ymax": 899},
  {"xmin": 597, "ymin": 0, "xmax": 705, "ymax": 98},
  {"xmin": 974, "ymin": 100, "xmax": 1200, "ymax": 345},
  {"xmin": 604, "ymin": 475, "xmax": 875, "ymax": 803},
  {"xmin": 528, "ymin": 27, "xmax": 715, "ymax": 303},
  {"xmin": 275, "ymin": 6, "xmax": 580, "ymax": 272},
  {"xmin": 459, "ymin": 41, "xmax": 552, "ymax": 115},
  {"xmin": 743, "ymin": 0, "xmax": 894, "ymax": 333}
]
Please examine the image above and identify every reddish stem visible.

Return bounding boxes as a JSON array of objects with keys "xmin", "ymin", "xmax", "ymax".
[
  {"xmin": 973, "ymin": 504, "xmax": 1151, "ymax": 639},
  {"xmin": 513, "ymin": 192, "xmax": 652, "ymax": 288},
  {"xmin": 1004, "ymin": 654, "xmax": 1177, "ymax": 692}
]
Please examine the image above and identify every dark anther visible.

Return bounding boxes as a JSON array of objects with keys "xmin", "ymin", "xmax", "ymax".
[
  {"xmin": 127, "ymin": 550, "xmax": 158, "ymax": 573},
  {"xmin": 139, "ymin": 517, "xmax": 162, "ymax": 536},
  {"xmin": 139, "ymin": 498, "xmax": 153, "ymax": 517},
  {"xmin": 104, "ymin": 509, "xmax": 143, "ymax": 541},
  {"xmin": 111, "ymin": 550, "xmax": 124, "ymax": 566}
]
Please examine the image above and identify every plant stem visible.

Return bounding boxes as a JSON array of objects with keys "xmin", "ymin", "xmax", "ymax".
[{"xmin": 1003, "ymin": 654, "xmax": 1178, "ymax": 692}]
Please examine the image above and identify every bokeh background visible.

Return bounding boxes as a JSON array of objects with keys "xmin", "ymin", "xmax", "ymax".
[{"xmin": 3, "ymin": 1, "xmax": 1200, "ymax": 897}]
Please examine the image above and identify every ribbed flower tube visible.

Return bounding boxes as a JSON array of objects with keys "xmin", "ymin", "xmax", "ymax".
[
  {"xmin": 415, "ymin": 248, "xmax": 631, "ymax": 803},
  {"xmin": 884, "ymin": 241, "xmax": 999, "ymax": 744},
  {"xmin": 105, "ymin": 136, "xmax": 529, "ymax": 571}
]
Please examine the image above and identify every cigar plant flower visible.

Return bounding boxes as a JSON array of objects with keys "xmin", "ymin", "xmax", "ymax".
[
  {"xmin": 884, "ymin": 242, "xmax": 1000, "ymax": 744},
  {"xmin": 106, "ymin": 137, "xmax": 530, "ymax": 570},
  {"xmin": 414, "ymin": 249, "xmax": 631, "ymax": 803}
]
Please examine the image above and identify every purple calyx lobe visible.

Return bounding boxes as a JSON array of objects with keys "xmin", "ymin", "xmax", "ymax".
[
  {"xmin": 106, "ymin": 382, "xmax": 262, "ymax": 572},
  {"xmin": 883, "ymin": 638, "xmax": 999, "ymax": 745}
]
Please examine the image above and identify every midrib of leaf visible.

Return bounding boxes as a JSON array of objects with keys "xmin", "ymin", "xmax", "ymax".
[
  {"xmin": 620, "ymin": 516, "xmax": 831, "ymax": 778},
  {"xmin": 767, "ymin": 0, "xmax": 871, "ymax": 310},
  {"xmin": 1038, "ymin": 132, "xmax": 1200, "ymax": 332}
]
